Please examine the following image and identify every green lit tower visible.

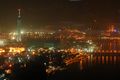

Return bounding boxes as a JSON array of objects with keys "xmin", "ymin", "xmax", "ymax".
[{"xmin": 16, "ymin": 9, "xmax": 22, "ymax": 42}]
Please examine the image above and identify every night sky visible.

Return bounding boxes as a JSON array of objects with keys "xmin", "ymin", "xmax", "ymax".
[{"xmin": 0, "ymin": 0, "xmax": 120, "ymax": 31}]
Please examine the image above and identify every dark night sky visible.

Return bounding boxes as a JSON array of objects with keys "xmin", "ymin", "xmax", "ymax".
[{"xmin": 0, "ymin": 0, "xmax": 120, "ymax": 31}]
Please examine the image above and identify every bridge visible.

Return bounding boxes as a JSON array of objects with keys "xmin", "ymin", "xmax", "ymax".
[
  {"xmin": 92, "ymin": 37, "xmax": 120, "ymax": 53},
  {"xmin": 93, "ymin": 50, "xmax": 120, "ymax": 53},
  {"xmin": 87, "ymin": 54, "xmax": 120, "ymax": 64}
]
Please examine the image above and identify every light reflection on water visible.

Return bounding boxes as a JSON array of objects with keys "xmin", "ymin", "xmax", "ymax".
[
  {"xmin": 79, "ymin": 54, "xmax": 120, "ymax": 70},
  {"xmin": 48, "ymin": 53, "xmax": 120, "ymax": 80}
]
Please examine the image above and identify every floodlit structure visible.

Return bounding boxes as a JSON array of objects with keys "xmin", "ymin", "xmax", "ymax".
[{"xmin": 16, "ymin": 9, "xmax": 22, "ymax": 42}]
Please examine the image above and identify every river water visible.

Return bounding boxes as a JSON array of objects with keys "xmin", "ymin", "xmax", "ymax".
[{"xmin": 49, "ymin": 54, "xmax": 120, "ymax": 80}]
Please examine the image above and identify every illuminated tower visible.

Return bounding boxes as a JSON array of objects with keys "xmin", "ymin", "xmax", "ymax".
[{"xmin": 16, "ymin": 9, "xmax": 22, "ymax": 42}]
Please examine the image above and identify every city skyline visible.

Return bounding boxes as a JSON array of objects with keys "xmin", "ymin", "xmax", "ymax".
[
  {"xmin": 0, "ymin": 0, "xmax": 120, "ymax": 31},
  {"xmin": 1, "ymin": 0, "xmax": 120, "ymax": 80}
]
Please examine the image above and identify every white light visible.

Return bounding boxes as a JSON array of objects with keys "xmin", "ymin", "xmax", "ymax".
[
  {"xmin": 49, "ymin": 47, "xmax": 54, "ymax": 50},
  {"xmin": 0, "ymin": 73, "xmax": 5, "ymax": 78},
  {"xmin": 12, "ymin": 36, "xmax": 15, "ymax": 40},
  {"xmin": 28, "ymin": 49, "xmax": 31, "ymax": 52},
  {"xmin": 18, "ymin": 58, "xmax": 22, "ymax": 62},
  {"xmin": 13, "ymin": 32, "xmax": 17, "ymax": 35},
  {"xmin": 0, "ymin": 40, "xmax": 4, "ymax": 46},
  {"xmin": 21, "ymin": 31, "xmax": 24, "ymax": 34}
]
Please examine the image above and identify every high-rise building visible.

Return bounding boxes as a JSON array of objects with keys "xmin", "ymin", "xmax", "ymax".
[{"xmin": 16, "ymin": 9, "xmax": 22, "ymax": 42}]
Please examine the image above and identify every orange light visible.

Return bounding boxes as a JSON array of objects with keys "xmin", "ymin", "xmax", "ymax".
[
  {"xmin": 5, "ymin": 69, "xmax": 12, "ymax": 74},
  {"xmin": 9, "ymin": 47, "xmax": 25, "ymax": 53},
  {"xmin": 9, "ymin": 64, "xmax": 12, "ymax": 68},
  {"xmin": 32, "ymin": 52, "xmax": 36, "ymax": 55}
]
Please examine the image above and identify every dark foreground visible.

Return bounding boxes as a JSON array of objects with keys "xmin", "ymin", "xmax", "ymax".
[
  {"xmin": 49, "ymin": 63, "xmax": 120, "ymax": 80},
  {"xmin": 4, "ymin": 54, "xmax": 120, "ymax": 80},
  {"xmin": 49, "ymin": 54, "xmax": 120, "ymax": 80}
]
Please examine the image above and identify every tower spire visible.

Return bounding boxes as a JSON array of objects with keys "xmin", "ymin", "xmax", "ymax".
[
  {"xmin": 18, "ymin": 9, "xmax": 21, "ymax": 18},
  {"xmin": 16, "ymin": 9, "xmax": 22, "ymax": 42}
]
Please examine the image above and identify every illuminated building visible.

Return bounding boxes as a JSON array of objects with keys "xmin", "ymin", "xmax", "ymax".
[{"xmin": 16, "ymin": 9, "xmax": 22, "ymax": 42}]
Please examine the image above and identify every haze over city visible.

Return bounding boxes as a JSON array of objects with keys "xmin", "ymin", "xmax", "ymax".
[
  {"xmin": 0, "ymin": 0, "xmax": 120, "ymax": 32},
  {"xmin": 0, "ymin": 0, "xmax": 120, "ymax": 80}
]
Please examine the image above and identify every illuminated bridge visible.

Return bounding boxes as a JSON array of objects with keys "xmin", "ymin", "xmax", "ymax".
[
  {"xmin": 93, "ymin": 37, "xmax": 120, "ymax": 53},
  {"xmin": 84, "ymin": 54, "xmax": 120, "ymax": 65}
]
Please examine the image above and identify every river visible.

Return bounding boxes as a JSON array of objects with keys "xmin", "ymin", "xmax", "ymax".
[{"xmin": 49, "ymin": 53, "xmax": 120, "ymax": 80}]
